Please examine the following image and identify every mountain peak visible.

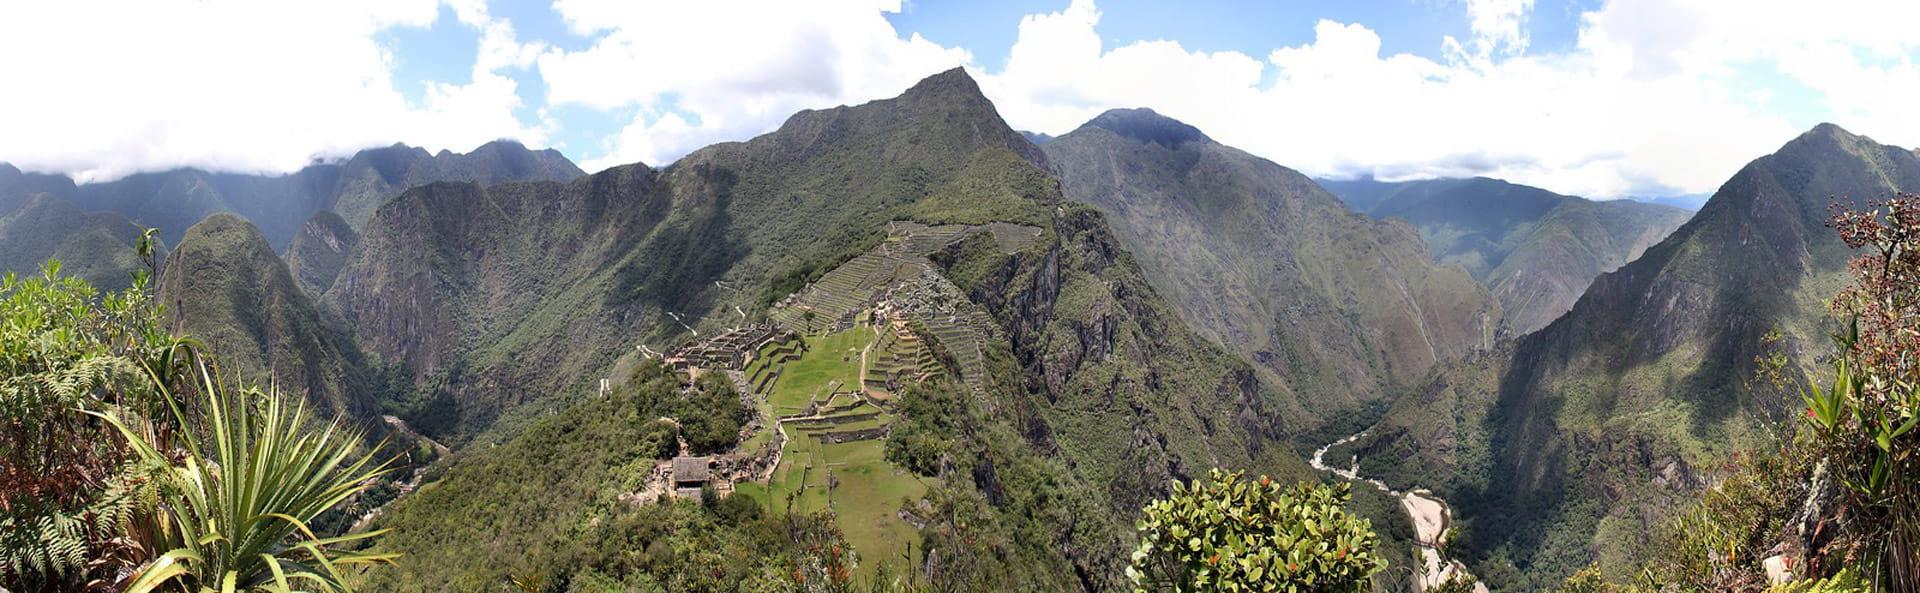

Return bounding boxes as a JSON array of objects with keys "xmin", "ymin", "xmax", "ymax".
[
  {"xmin": 1081, "ymin": 108, "xmax": 1212, "ymax": 148},
  {"xmin": 901, "ymin": 66, "xmax": 980, "ymax": 98}
]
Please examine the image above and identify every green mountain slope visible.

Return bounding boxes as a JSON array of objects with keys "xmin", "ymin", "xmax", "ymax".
[
  {"xmin": 1042, "ymin": 109, "xmax": 1498, "ymax": 420},
  {"xmin": 0, "ymin": 193, "xmax": 149, "ymax": 291},
  {"xmin": 351, "ymin": 69, "xmax": 1383, "ymax": 591},
  {"xmin": 157, "ymin": 213, "xmax": 379, "ymax": 421},
  {"xmin": 1321, "ymin": 177, "xmax": 1691, "ymax": 334},
  {"xmin": 284, "ymin": 210, "xmax": 360, "ymax": 295},
  {"xmin": 1345, "ymin": 124, "xmax": 1920, "ymax": 590}
]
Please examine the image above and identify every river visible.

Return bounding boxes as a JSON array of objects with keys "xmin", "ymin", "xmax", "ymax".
[{"xmin": 1311, "ymin": 430, "xmax": 1488, "ymax": 592}]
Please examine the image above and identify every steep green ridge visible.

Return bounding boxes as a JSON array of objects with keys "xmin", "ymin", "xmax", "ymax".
[
  {"xmin": 326, "ymin": 68, "xmax": 1051, "ymax": 440},
  {"xmin": 1320, "ymin": 176, "xmax": 1691, "ymax": 334},
  {"xmin": 284, "ymin": 210, "xmax": 360, "ymax": 295},
  {"xmin": 355, "ymin": 69, "xmax": 1369, "ymax": 591},
  {"xmin": 1345, "ymin": 124, "xmax": 1920, "ymax": 590},
  {"xmin": 0, "ymin": 193, "xmax": 149, "ymax": 291},
  {"xmin": 0, "ymin": 140, "xmax": 582, "ymax": 251},
  {"xmin": 1042, "ymin": 108, "xmax": 1498, "ymax": 420},
  {"xmin": 157, "ymin": 213, "xmax": 379, "ymax": 421}
]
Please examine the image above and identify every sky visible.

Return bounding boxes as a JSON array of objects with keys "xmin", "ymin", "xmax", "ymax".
[{"xmin": 2, "ymin": 0, "xmax": 1917, "ymax": 199}]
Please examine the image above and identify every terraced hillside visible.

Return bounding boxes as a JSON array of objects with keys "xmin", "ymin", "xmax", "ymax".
[{"xmin": 1320, "ymin": 176, "xmax": 1693, "ymax": 334}]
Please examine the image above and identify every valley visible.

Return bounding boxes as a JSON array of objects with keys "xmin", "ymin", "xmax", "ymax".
[
  {"xmin": 5, "ymin": 50, "xmax": 1914, "ymax": 593},
  {"xmin": 1313, "ymin": 430, "xmax": 1486, "ymax": 593}
]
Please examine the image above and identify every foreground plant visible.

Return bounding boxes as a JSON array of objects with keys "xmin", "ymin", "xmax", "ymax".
[
  {"xmin": 93, "ymin": 359, "xmax": 397, "ymax": 593},
  {"xmin": 1804, "ymin": 195, "xmax": 1920, "ymax": 591},
  {"xmin": 1127, "ymin": 469, "xmax": 1385, "ymax": 593}
]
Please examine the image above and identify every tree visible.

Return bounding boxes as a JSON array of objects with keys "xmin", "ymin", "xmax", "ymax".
[{"xmin": 1126, "ymin": 469, "xmax": 1385, "ymax": 593}]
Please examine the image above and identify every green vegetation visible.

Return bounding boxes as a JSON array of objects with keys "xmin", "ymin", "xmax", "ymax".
[
  {"xmin": 360, "ymin": 359, "xmax": 852, "ymax": 592},
  {"xmin": 2, "ymin": 250, "xmax": 400, "ymax": 593},
  {"xmin": 95, "ymin": 360, "xmax": 397, "ymax": 593},
  {"xmin": 1126, "ymin": 470, "xmax": 1385, "ymax": 593},
  {"xmin": 2, "ymin": 258, "xmax": 176, "ymax": 590}
]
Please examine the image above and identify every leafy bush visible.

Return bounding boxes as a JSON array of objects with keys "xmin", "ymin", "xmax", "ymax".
[
  {"xmin": 0, "ymin": 250, "xmax": 186, "ymax": 591},
  {"xmin": 1126, "ymin": 470, "xmax": 1385, "ymax": 593}
]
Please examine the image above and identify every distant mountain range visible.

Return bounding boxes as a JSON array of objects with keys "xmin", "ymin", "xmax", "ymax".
[
  {"xmin": 0, "ymin": 140, "xmax": 581, "ymax": 253},
  {"xmin": 1320, "ymin": 176, "xmax": 1692, "ymax": 335}
]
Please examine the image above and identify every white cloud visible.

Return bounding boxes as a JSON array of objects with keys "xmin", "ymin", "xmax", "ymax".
[
  {"xmin": 537, "ymin": 0, "xmax": 970, "ymax": 172},
  {"xmin": 0, "ymin": 0, "xmax": 546, "ymax": 183},
  {"xmin": 971, "ymin": 0, "xmax": 1920, "ymax": 198},
  {"xmin": 1450, "ymin": 0, "xmax": 1535, "ymax": 59}
]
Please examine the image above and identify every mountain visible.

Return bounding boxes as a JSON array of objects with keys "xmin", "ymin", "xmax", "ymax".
[
  {"xmin": 1041, "ymin": 108, "xmax": 1498, "ymax": 422},
  {"xmin": 0, "ymin": 163, "xmax": 78, "ymax": 217},
  {"xmin": 0, "ymin": 193, "xmax": 150, "ymax": 291},
  {"xmin": 349, "ymin": 69, "xmax": 1375, "ymax": 590},
  {"xmin": 1320, "ymin": 176, "xmax": 1692, "ymax": 334},
  {"xmin": 1341, "ymin": 123, "xmax": 1920, "ymax": 589},
  {"xmin": 156, "ymin": 213, "xmax": 380, "ymax": 421},
  {"xmin": 327, "ymin": 141, "xmax": 586, "ymax": 231},
  {"xmin": 0, "ymin": 140, "xmax": 583, "ymax": 252},
  {"xmin": 284, "ymin": 210, "xmax": 360, "ymax": 295},
  {"xmin": 1629, "ymin": 193, "xmax": 1710, "ymax": 211}
]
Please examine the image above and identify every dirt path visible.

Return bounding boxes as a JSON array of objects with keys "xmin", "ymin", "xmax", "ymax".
[{"xmin": 1313, "ymin": 430, "xmax": 1486, "ymax": 593}]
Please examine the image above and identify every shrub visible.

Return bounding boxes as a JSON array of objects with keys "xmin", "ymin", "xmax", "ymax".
[{"xmin": 1126, "ymin": 470, "xmax": 1385, "ymax": 593}]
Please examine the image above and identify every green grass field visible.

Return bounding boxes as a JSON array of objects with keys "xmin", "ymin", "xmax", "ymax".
[
  {"xmin": 732, "ymin": 323, "xmax": 933, "ymax": 582},
  {"xmin": 768, "ymin": 327, "xmax": 875, "ymax": 413},
  {"xmin": 740, "ymin": 433, "xmax": 930, "ymax": 581}
]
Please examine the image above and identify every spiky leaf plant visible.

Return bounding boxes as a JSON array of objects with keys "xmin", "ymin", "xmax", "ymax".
[{"xmin": 92, "ymin": 358, "xmax": 397, "ymax": 593}]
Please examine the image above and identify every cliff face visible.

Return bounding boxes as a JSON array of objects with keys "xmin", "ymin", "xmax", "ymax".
[
  {"xmin": 283, "ymin": 210, "xmax": 359, "ymax": 295},
  {"xmin": 1043, "ymin": 110, "xmax": 1498, "ymax": 420}
]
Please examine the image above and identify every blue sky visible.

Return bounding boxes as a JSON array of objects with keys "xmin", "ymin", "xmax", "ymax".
[{"xmin": 2, "ymin": 0, "xmax": 1915, "ymax": 198}]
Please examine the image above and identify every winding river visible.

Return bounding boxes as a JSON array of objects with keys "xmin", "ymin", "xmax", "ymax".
[{"xmin": 1311, "ymin": 430, "xmax": 1488, "ymax": 592}]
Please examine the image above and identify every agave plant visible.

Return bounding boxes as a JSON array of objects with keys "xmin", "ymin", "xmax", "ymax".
[{"xmin": 91, "ymin": 358, "xmax": 397, "ymax": 593}]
